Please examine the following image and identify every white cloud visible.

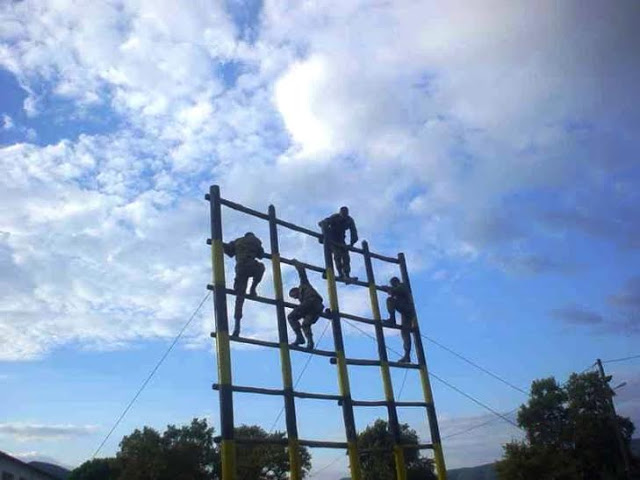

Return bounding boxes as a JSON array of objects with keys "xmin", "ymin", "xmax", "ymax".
[
  {"xmin": 0, "ymin": 0, "xmax": 637, "ymax": 361},
  {"xmin": 0, "ymin": 423, "xmax": 99, "ymax": 441}
]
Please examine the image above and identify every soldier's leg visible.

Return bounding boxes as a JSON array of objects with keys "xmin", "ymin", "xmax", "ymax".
[
  {"xmin": 385, "ymin": 297, "xmax": 398, "ymax": 324},
  {"xmin": 249, "ymin": 261, "xmax": 265, "ymax": 296},
  {"xmin": 302, "ymin": 315, "xmax": 314, "ymax": 350},
  {"xmin": 332, "ymin": 244, "xmax": 345, "ymax": 278},
  {"xmin": 342, "ymin": 248, "xmax": 351, "ymax": 278},
  {"xmin": 232, "ymin": 273, "xmax": 249, "ymax": 336},
  {"xmin": 287, "ymin": 307, "xmax": 306, "ymax": 345},
  {"xmin": 398, "ymin": 305, "xmax": 413, "ymax": 363}
]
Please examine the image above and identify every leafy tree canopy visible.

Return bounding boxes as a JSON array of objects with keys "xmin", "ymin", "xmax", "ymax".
[
  {"xmin": 497, "ymin": 372, "xmax": 638, "ymax": 480},
  {"xmin": 357, "ymin": 419, "xmax": 436, "ymax": 480},
  {"xmin": 70, "ymin": 418, "xmax": 311, "ymax": 480}
]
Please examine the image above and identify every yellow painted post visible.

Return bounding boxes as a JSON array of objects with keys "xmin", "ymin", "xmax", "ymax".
[
  {"xmin": 398, "ymin": 253, "xmax": 447, "ymax": 480},
  {"xmin": 208, "ymin": 185, "xmax": 236, "ymax": 479},
  {"xmin": 268, "ymin": 205, "xmax": 302, "ymax": 480},
  {"xmin": 321, "ymin": 227, "xmax": 363, "ymax": 480},
  {"xmin": 362, "ymin": 241, "xmax": 407, "ymax": 480}
]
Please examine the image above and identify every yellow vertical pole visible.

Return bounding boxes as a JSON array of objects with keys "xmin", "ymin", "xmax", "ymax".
[
  {"xmin": 398, "ymin": 253, "xmax": 447, "ymax": 480},
  {"xmin": 208, "ymin": 185, "xmax": 236, "ymax": 479},
  {"xmin": 268, "ymin": 205, "xmax": 302, "ymax": 480},
  {"xmin": 362, "ymin": 241, "xmax": 407, "ymax": 480},
  {"xmin": 321, "ymin": 228, "xmax": 363, "ymax": 480}
]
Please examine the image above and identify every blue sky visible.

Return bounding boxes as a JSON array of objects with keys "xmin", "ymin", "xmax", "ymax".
[{"xmin": 1, "ymin": 1, "xmax": 639, "ymax": 478}]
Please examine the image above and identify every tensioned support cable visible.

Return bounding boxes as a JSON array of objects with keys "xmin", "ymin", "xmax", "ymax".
[{"xmin": 91, "ymin": 292, "xmax": 210, "ymax": 459}]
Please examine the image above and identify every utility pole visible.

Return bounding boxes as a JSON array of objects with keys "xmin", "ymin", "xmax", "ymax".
[{"xmin": 596, "ymin": 358, "xmax": 632, "ymax": 480}]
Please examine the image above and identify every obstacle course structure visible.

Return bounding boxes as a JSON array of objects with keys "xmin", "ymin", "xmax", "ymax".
[{"xmin": 206, "ymin": 185, "xmax": 447, "ymax": 480}]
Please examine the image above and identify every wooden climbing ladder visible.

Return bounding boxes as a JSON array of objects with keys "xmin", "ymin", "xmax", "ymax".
[{"xmin": 205, "ymin": 185, "xmax": 447, "ymax": 480}]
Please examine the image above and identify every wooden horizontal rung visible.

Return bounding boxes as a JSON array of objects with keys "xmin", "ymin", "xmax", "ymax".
[
  {"xmin": 220, "ymin": 197, "xmax": 270, "ymax": 220},
  {"xmin": 387, "ymin": 360, "xmax": 421, "ymax": 369},
  {"xmin": 213, "ymin": 384, "xmax": 284, "ymax": 396},
  {"xmin": 331, "ymin": 357, "xmax": 380, "ymax": 367},
  {"xmin": 330, "ymin": 357, "xmax": 420, "ymax": 369},
  {"xmin": 340, "ymin": 399, "xmax": 429, "ymax": 408},
  {"xmin": 294, "ymin": 390, "xmax": 342, "ymax": 401},
  {"xmin": 340, "ymin": 312, "xmax": 404, "ymax": 330},
  {"xmin": 262, "ymin": 252, "xmax": 324, "ymax": 274},
  {"xmin": 360, "ymin": 443, "xmax": 434, "ymax": 453},
  {"xmin": 210, "ymin": 332, "xmax": 281, "ymax": 349},
  {"xmin": 212, "ymin": 436, "xmax": 349, "ymax": 449},
  {"xmin": 211, "ymin": 285, "xmax": 280, "ymax": 306},
  {"xmin": 275, "ymin": 217, "xmax": 322, "ymax": 239},
  {"xmin": 211, "ymin": 331, "xmax": 338, "ymax": 358},
  {"xmin": 369, "ymin": 251, "xmax": 400, "ymax": 264},
  {"xmin": 290, "ymin": 344, "xmax": 337, "ymax": 358},
  {"xmin": 395, "ymin": 401, "xmax": 429, "ymax": 407},
  {"xmin": 351, "ymin": 400, "xmax": 389, "ymax": 407},
  {"xmin": 299, "ymin": 439, "xmax": 348, "ymax": 449}
]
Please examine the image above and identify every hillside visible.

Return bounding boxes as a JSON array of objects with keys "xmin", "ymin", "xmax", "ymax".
[
  {"xmin": 338, "ymin": 440, "xmax": 638, "ymax": 480},
  {"xmin": 29, "ymin": 461, "xmax": 71, "ymax": 480},
  {"xmin": 448, "ymin": 463, "xmax": 497, "ymax": 480}
]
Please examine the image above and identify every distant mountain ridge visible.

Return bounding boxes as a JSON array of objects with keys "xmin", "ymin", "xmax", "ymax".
[
  {"xmin": 338, "ymin": 440, "xmax": 639, "ymax": 480},
  {"xmin": 29, "ymin": 461, "xmax": 71, "ymax": 480},
  {"xmin": 448, "ymin": 462, "xmax": 497, "ymax": 480}
]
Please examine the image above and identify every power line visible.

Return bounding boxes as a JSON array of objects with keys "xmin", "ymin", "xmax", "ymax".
[
  {"xmin": 342, "ymin": 319, "xmax": 523, "ymax": 432},
  {"xmin": 428, "ymin": 371, "xmax": 522, "ymax": 431},
  {"xmin": 602, "ymin": 354, "xmax": 640, "ymax": 364},
  {"xmin": 309, "ymin": 451, "xmax": 346, "ymax": 478},
  {"xmin": 420, "ymin": 333, "xmax": 528, "ymax": 395},
  {"xmin": 268, "ymin": 319, "xmax": 332, "ymax": 433},
  {"xmin": 443, "ymin": 407, "xmax": 520, "ymax": 440},
  {"xmin": 442, "ymin": 362, "xmax": 597, "ymax": 440},
  {"xmin": 397, "ymin": 369, "xmax": 409, "ymax": 399},
  {"xmin": 91, "ymin": 292, "xmax": 210, "ymax": 459}
]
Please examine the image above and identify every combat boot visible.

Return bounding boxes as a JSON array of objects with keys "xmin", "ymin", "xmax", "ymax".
[
  {"xmin": 303, "ymin": 328, "xmax": 314, "ymax": 350},
  {"xmin": 398, "ymin": 351, "xmax": 411, "ymax": 363},
  {"xmin": 231, "ymin": 319, "xmax": 241, "ymax": 338},
  {"xmin": 291, "ymin": 331, "xmax": 305, "ymax": 346}
]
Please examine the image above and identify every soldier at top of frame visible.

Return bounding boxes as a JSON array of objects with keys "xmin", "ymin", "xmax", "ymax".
[
  {"xmin": 224, "ymin": 232, "xmax": 266, "ymax": 337},
  {"xmin": 287, "ymin": 260, "xmax": 325, "ymax": 350},
  {"xmin": 383, "ymin": 276, "xmax": 415, "ymax": 363},
  {"xmin": 318, "ymin": 206, "xmax": 359, "ymax": 283}
]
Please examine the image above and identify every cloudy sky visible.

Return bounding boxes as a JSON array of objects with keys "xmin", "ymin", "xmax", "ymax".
[{"xmin": 1, "ymin": 0, "xmax": 639, "ymax": 477}]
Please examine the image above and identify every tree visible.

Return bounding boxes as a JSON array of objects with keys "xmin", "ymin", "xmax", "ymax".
[
  {"xmin": 357, "ymin": 419, "xmax": 436, "ymax": 480},
  {"xmin": 70, "ymin": 419, "xmax": 312, "ymax": 480},
  {"xmin": 235, "ymin": 425, "xmax": 312, "ymax": 480},
  {"xmin": 68, "ymin": 458, "xmax": 121, "ymax": 480},
  {"xmin": 496, "ymin": 372, "xmax": 638, "ymax": 480}
]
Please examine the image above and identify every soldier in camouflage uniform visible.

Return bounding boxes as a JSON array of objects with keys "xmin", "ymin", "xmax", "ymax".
[
  {"xmin": 318, "ymin": 206, "xmax": 358, "ymax": 281},
  {"xmin": 288, "ymin": 260, "xmax": 325, "ymax": 350},
  {"xmin": 384, "ymin": 276, "xmax": 415, "ymax": 363},
  {"xmin": 224, "ymin": 232, "xmax": 266, "ymax": 337}
]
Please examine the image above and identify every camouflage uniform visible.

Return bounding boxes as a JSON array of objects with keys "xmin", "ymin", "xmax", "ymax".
[
  {"xmin": 386, "ymin": 282, "xmax": 415, "ymax": 361},
  {"xmin": 224, "ymin": 233, "xmax": 266, "ymax": 332},
  {"xmin": 288, "ymin": 265, "xmax": 324, "ymax": 349},
  {"xmin": 319, "ymin": 213, "xmax": 358, "ymax": 278}
]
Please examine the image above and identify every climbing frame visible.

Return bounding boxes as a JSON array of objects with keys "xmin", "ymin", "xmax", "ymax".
[{"xmin": 205, "ymin": 185, "xmax": 447, "ymax": 480}]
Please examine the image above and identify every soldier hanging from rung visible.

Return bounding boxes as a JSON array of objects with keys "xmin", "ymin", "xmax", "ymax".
[
  {"xmin": 319, "ymin": 206, "xmax": 358, "ymax": 283},
  {"xmin": 224, "ymin": 232, "xmax": 265, "ymax": 337},
  {"xmin": 288, "ymin": 260, "xmax": 325, "ymax": 350},
  {"xmin": 383, "ymin": 276, "xmax": 415, "ymax": 363}
]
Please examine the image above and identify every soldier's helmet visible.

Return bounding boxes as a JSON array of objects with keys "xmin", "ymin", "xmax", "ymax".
[
  {"xmin": 339, "ymin": 206, "xmax": 349, "ymax": 216},
  {"xmin": 289, "ymin": 287, "xmax": 300, "ymax": 299},
  {"xmin": 245, "ymin": 232, "xmax": 255, "ymax": 237},
  {"xmin": 390, "ymin": 276, "xmax": 400, "ymax": 286}
]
